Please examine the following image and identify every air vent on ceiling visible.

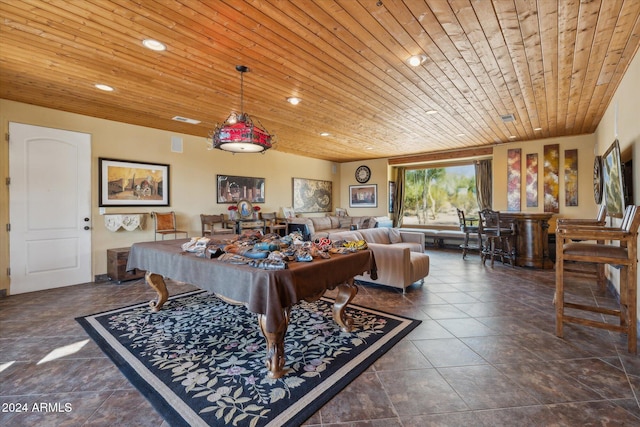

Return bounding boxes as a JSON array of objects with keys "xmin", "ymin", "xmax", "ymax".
[
  {"xmin": 172, "ymin": 116, "xmax": 201, "ymax": 125},
  {"xmin": 500, "ymin": 114, "xmax": 515, "ymax": 123}
]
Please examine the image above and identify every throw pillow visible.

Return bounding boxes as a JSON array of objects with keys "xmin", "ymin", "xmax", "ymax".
[
  {"xmin": 339, "ymin": 218, "xmax": 352, "ymax": 228},
  {"xmin": 389, "ymin": 228, "xmax": 403, "ymax": 244}
]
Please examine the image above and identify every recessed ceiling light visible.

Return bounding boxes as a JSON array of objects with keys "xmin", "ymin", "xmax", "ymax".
[
  {"xmin": 94, "ymin": 84, "xmax": 114, "ymax": 92},
  {"xmin": 509, "ymin": 135, "xmax": 517, "ymax": 139},
  {"xmin": 142, "ymin": 39, "xmax": 166, "ymax": 51},
  {"xmin": 287, "ymin": 97, "xmax": 301, "ymax": 105},
  {"xmin": 456, "ymin": 133, "xmax": 465, "ymax": 137},
  {"xmin": 320, "ymin": 132, "xmax": 330, "ymax": 137},
  {"xmin": 425, "ymin": 110, "xmax": 438, "ymax": 115},
  {"xmin": 407, "ymin": 54, "xmax": 427, "ymax": 67},
  {"xmin": 534, "ymin": 127, "xmax": 542, "ymax": 131},
  {"xmin": 366, "ymin": 147, "xmax": 373, "ymax": 150}
]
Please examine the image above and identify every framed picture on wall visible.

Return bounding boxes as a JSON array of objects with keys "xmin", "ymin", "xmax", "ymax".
[
  {"xmin": 349, "ymin": 184, "xmax": 377, "ymax": 208},
  {"xmin": 217, "ymin": 175, "xmax": 265, "ymax": 203},
  {"xmin": 99, "ymin": 158, "xmax": 170, "ymax": 206},
  {"xmin": 602, "ymin": 139, "xmax": 625, "ymax": 218},
  {"xmin": 292, "ymin": 177, "xmax": 332, "ymax": 213}
]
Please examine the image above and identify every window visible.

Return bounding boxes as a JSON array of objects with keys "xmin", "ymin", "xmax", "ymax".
[{"xmin": 403, "ymin": 164, "xmax": 478, "ymax": 226}]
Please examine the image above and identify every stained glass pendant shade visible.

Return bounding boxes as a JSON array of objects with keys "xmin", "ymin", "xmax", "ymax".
[{"xmin": 208, "ymin": 65, "xmax": 273, "ymax": 153}]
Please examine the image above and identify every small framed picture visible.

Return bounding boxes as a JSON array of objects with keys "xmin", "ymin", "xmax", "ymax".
[{"xmin": 349, "ymin": 184, "xmax": 377, "ymax": 208}]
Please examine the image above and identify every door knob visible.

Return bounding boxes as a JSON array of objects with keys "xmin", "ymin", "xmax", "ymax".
[
  {"xmin": 84, "ymin": 217, "xmax": 90, "ymax": 222},
  {"xmin": 84, "ymin": 226, "xmax": 90, "ymax": 230}
]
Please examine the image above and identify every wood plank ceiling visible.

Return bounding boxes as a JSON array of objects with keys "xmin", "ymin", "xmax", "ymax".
[{"xmin": 1, "ymin": 0, "xmax": 639, "ymax": 163}]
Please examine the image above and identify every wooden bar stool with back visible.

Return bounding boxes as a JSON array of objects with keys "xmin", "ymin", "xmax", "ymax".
[{"xmin": 555, "ymin": 204, "xmax": 640, "ymax": 353}]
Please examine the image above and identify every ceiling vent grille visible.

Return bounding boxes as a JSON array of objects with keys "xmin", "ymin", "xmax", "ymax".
[
  {"xmin": 172, "ymin": 116, "xmax": 201, "ymax": 124},
  {"xmin": 500, "ymin": 114, "xmax": 515, "ymax": 123}
]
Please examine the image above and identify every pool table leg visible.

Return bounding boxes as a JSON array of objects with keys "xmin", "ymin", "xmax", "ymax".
[
  {"xmin": 333, "ymin": 278, "xmax": 358, "ymax": 332},
  {"xmin": 146, "ymin": 272, "xmax": 169, "ymax": 312},
  {"xmin": 258, "ymin": 308, "xmax": 290, "ymax": 379}
]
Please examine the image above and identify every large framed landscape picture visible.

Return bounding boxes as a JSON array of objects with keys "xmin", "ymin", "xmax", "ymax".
[
  {"xmin": 292, "ymin": 177, "xmax": 332, "ymax": 213},
  {"xmin": 99, "ymin": 158, "xmax": 170, "ymax": 207}
]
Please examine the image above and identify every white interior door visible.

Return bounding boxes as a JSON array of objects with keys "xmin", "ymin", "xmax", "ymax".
[{"xmin": 9, "ymin": 123, "xmax": 92, "ymax": 294}]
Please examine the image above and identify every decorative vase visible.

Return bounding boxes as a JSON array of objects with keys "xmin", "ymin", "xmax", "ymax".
[{"xmin": 229, "ymin": 211, "xmax": 236, "ymax": 220}]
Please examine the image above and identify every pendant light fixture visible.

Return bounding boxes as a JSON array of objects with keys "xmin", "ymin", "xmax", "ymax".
[{"xmin": 207, "ymin": 65, "xmax": 273, "ymax": 153}]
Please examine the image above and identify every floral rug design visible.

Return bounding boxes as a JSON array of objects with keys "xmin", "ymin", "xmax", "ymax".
[{"xmin": 76, "ymin": 290, "xmax": 420, "ymax": 427}]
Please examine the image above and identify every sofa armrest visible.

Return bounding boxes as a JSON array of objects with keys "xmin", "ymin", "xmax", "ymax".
[
  {"xmin": 365, "ymin": 242, "xmax": 411, "ymax": 286},
  {"xmin": 399, "ymin": 231, "xmax": 425, "ymax": 250}
]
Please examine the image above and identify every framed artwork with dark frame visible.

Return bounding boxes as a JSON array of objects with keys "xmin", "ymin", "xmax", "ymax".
[
  {"xmin": 292, "ymin": 177, "xmax": 332, "ymax": 213},
  {"xmin": 602, "ymin": 139, "xmax": 625, "ymax": 218},
  {"xmin": 99, "ymin": 158, "xmax": 170, "ymax": 207},
  {"xmin": 217, "ymin": 175, "xmax": 265, "ymax": 203},
  {"xmin": 350, "ymin": 184, "xmax": 377, "ymax": 208}
]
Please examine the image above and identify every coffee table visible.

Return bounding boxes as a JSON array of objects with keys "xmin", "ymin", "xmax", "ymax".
[{"xmin": 127, "ymin": 239, "xmax": 376, "ymax": 378}]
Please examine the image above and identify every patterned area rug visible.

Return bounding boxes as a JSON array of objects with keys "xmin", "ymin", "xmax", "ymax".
[{"xmin": 76, "ymin": 290, "xmax": 420, "ymax": 427}]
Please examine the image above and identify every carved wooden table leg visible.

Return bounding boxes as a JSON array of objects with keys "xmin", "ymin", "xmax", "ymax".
[
  {"xmin": 257, "ymin": 308, "xmax": 290, "ymax": 379},
  {"xmin": 333, "ymin": 279, "xmax": 358, "ymax": 332},
  {"xmin": 146, "ymin": 272, "xmax": 169, "ymax": 312}
]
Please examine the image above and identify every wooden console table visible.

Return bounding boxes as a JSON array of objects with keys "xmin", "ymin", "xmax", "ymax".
[
  {"xmin": 230, "ymin": 219, "xmax": 266, "ymax": 234},
  {"xmin": 500, "ymin": 212, "xmax": 554, "ymax": 269},
  {"xmin": 127, "ymin": 239, "xmax": 376, "ymax": 379}
]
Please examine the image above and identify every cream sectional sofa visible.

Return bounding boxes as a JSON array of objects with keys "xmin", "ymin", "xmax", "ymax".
[
  {"xmin": 287, "ymin": 215, "xmax": 378, "ymax": 241},
  {"xmin": 328, "ymin": 227, "xmax": 430, "ymax": 292}
]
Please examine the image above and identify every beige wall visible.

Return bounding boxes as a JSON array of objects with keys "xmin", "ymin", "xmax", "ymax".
[{"xmin": 339, "ymin": 158, "xmax": 391, "ymax": 217}]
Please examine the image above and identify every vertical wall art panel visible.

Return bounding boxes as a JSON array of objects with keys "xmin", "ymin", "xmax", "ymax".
[
  {"xmin": 507, "ymin": 148, "xmax": 521, "ymax": 211},
  {"xmin": 543, "ymin": 144, "xmax": 560, "ymax": 213},
  {"xmin": 564, "ymin": 149, "xmax": 578, "ymax": 206},
  {"xmin": 526, "ymin": 153, "xmax": 539, "ymax": 207}
]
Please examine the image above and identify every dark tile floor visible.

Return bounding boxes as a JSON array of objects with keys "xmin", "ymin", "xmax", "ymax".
[{"xmin": 1, "ymin": 249, "xmax": 639, "ymax": 426}]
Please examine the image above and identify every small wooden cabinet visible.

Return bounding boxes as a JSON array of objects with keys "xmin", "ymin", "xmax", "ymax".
[{"xmin": 107, "ymin": 247, "xmax": 145, "ymax": 283}]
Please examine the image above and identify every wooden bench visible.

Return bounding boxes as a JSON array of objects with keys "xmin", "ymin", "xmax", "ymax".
[{"xmin": 399, "ymin": 228, "xmax": 468, "ymax": 248}]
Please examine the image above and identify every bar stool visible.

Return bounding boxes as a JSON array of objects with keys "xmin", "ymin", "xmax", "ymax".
[
  {"xmin": 478, "ymin": 209, "xmax": 516, "ymax": 267},
  {"xmin": 456, "ymin": 208, "xmax": 480, "ymax": 259},
  {"xmin": 555, "ymin": 205, "xmax": 640, "ymax": 353}
]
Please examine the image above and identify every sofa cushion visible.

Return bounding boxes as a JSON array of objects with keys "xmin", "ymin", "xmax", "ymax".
[
  {"xmin": 329, "ymin": 216, "xmax": 340, "ymax": 229},
  {"xmin": 339, "ymin": 217, "xmax": 352, "ymax": 228},
  {"xmin": 388, "ymin": 228, "xmax": 402, "ymax": 244},
  {"xmin": 358, "ymin": 227, "xmax": 391, "ymax": 244},
  {"xmin": 310, "ymin": 216, "xmax": 333, "ymax": 231},
  {"xmin": 360, "ymin": 217, "xmax": 372, "ymax": 229}
]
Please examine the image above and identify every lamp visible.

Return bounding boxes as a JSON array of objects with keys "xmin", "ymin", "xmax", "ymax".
[{"xmin": 207, "ymin": 65, "xmax": 273, "ymax": 153}]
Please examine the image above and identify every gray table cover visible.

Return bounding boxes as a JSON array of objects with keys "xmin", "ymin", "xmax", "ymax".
[{"xmin": 127, "ymin": 239, "xmax": 376, "ymax": 332}]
